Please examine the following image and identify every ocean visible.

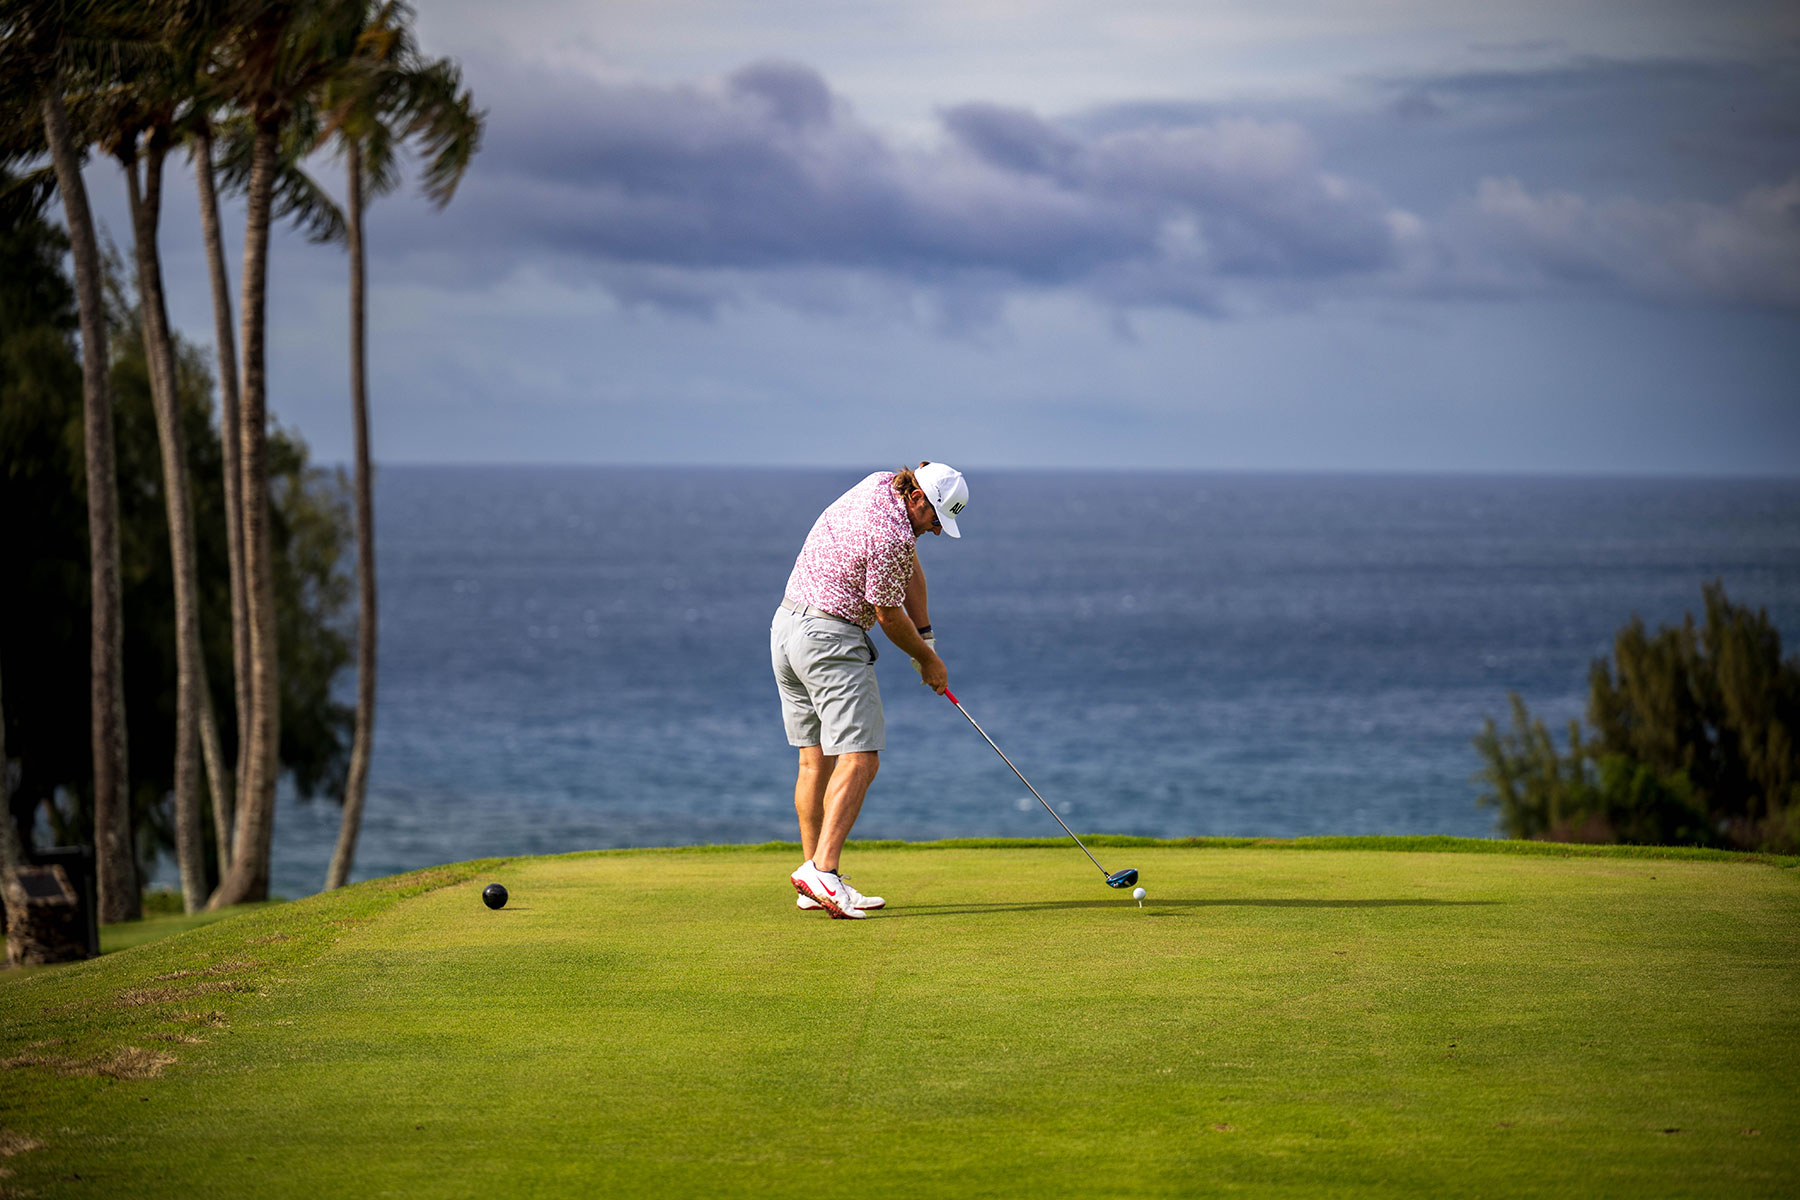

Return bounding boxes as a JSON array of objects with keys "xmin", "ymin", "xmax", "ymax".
[{"xmin": 242, "ymin": 467, "xmax": 1800, "ymax": 898}]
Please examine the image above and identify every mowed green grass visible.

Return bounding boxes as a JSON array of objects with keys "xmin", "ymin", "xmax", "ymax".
[{"xmin": 1, "ymin": 840, "xmax": 1796, "ymax": 1198}]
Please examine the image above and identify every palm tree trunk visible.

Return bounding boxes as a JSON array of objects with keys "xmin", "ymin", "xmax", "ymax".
[
  {"xmin": 125, "ymin": 133, "xmax": 208, "ymax": 913},
  {"xmin": 0, "ymin": 649, "xmax": 23, "ymax": 870},
  {"xmin": 211, "ymin": 119, "xmax": 281, "ymax": 908},
  {"xmin": 42, "ymin": 86, "xmax": 136, "ymax": 923},
  {"xmin": 327, "ymin": 143, "xmax": 376, "ymax": 891},
  {"xmin": 197, "ymin": 681, "xmax": 232, "ymax": 882},
  {"xmin": 192, "ymin": 120, "xmax": 241, "ymax": 877}
]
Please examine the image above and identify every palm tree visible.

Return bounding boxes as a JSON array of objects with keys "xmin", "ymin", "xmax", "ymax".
[
  {"xmin": 1, "ymin": 38, "xmax": 37, "ymax": 882},
  {"xmin": 319, "ymin": 0, "xmax": 481, "ymax": 891},
  {"xmin": 186, "ymin": 4, "xmax": 345, "ymax": 888},
  {"xmin": 102, "ymin": 1, "xmax": 223, "ymax": 911},
  {"xmin": 188, "ymin": 102, "xmax": 245, "ymax": 880},
  {"xmin": 116, "ymin": 127, "xmax": 211, "ymax": 909},
  {"xmin": 208, "ymin": 0, "xmax": 360, "ymax": 907},
  {"xmin": 6, "ymin": 2, "xmax": 138, "ymax": 921},
  {"xmin": 185, "ymin": 4, "xmax": 336, "ymax": 888}
]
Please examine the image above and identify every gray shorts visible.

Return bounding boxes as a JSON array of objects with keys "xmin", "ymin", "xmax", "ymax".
[{"xmin": 771, "ymin": 604, "xmax": 884, "ymax": 755}]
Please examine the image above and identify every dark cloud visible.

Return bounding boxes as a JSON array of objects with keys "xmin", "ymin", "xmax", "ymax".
[
  {"xmin": 462, "ymin": 62, "xmax": 1147, "ymax": 284},
  {"xmin": 1440, "ymin": 174, "xmax": 1800, "ymax": 307},
  {"xmin": 375, "ymin": 53, "xmax": 1800, "ymax": 319},
  {"xmin": 1467, "ymin": 39, "xmax": 1566, "ymax": 57},
  {"xmin": 1389, "ymin": 91, "xmax": 1443, "ymax": 122},
  {"xmin": 1363, "ymin": 55, "xmax": 1800, "ymax": 307},
  {"xmin": 420, "ymin": 58, "xmax": 1404, "ymax": 313},
  {"xmin": 728, "ymin": 60, "xmax": 835, "ymax": 129},
  {"xmin": 942, "ymin": 103, "xmax": 1080, "ymax": 176},
  {"xmin": 1367, "ymin": 56, "xmax": 1800, "ymax": 204}
]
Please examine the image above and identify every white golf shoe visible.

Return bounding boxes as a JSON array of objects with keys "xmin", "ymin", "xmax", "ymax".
[
  {"xmin": 789, "ymin": 860, "xmax": 868, "ymax": 919},
  {"xmin": 796, "ymin": 875, "xmax": 885, "ymax": 912}
]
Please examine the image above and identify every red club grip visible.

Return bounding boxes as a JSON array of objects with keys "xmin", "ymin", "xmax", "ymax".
[{"xmin": 944, "ymin": 688, "xmax": 959, "ymax": 705}]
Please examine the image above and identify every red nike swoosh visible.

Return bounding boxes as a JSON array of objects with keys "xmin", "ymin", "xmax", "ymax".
[{"xmin": 820, "ymin": 879, "xmax": 837, "ymax": 896}]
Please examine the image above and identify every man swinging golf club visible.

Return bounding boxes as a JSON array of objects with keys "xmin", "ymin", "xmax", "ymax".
[{"xmin": 773, "ymin": 461, "xmax": 969, "ymax": 918}]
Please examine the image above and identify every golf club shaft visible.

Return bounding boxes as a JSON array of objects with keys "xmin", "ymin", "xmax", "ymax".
[{"xmin": 944, "ymin": 690, "xmax": 1110, "ymax": 877}]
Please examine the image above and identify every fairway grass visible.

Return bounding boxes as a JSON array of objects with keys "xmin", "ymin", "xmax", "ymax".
[{"xmin": 1, "ymin": 841, "xmax": 1796, "ymax": 1198}]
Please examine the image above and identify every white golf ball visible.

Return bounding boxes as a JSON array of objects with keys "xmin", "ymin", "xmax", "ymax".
[{"xmin": 1133, "ymin": 887, "xmax": 1146, "ymax": 900}]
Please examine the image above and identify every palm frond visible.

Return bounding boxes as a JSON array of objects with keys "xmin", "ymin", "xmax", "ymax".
[
  {"xmin": 0, "ymin": 159, "xmax": 58, "ymax": 211},
  {"xmin": 287, "ymin": 0, "xmax": 481, "ymax": 209},
  {"xmin": 401, "ymin": 57, "xmax": 481, "ymax": 208},
  {"xmin": 360, "ymin": 118, "xmax": 399, "ymax": 199},
  {"xmin": 270, "ymin": 153, "xmax": 345, "ymax": 244}
]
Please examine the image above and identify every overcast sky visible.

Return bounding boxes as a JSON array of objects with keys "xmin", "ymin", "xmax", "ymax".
[{"xmin": 82, "ymin": 0, "xmax": 1800, "ymax": 473}]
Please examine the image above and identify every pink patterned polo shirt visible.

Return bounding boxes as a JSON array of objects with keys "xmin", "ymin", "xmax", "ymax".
[{"xmin": 785, "ymin": 472, "xmax": 917, "ymax": 629}]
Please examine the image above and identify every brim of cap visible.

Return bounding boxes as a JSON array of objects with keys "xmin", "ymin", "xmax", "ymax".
[{"xmin": 938, "ymin": 509, "xmax": 961, "ymax": 538}]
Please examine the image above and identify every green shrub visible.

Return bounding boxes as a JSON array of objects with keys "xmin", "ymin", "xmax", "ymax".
[{"xmin": 1476, "ymin": 583, "xmax": 1799, "ymax": 852}]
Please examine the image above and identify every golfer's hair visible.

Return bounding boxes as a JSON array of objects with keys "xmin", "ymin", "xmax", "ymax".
[{"xmin": 892, "ymin": 462, "xmax": 931, "ymax": 497}]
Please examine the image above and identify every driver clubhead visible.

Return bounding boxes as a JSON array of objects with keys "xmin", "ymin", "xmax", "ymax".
[{"xmin": 1105, "ymin": 868, "xmax": 1139, "ymax": 889}]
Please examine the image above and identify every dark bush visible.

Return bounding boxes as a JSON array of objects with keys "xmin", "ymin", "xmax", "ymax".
[{"xmin": 1476, "ymin": 583, "xmax": 1799, "ymax": 853}]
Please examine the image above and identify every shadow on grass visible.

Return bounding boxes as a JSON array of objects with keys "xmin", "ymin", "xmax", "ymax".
[{"xmin": 882, "ymin": 898, "xmax": 1501, "ymax": 918}]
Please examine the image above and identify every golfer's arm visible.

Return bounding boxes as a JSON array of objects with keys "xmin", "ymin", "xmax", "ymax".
[
  {"xmin": 903, "ymin": 550, "xmax": 930, "ymax": 630},
  {"xmin": 874, "ymin": 605, "xmax": 935, "ymax": 661}
]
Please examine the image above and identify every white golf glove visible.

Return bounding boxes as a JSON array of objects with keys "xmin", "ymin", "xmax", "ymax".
[{"xmin": 909, "ymin": 632, "xmax": 936, "ymax": 683}]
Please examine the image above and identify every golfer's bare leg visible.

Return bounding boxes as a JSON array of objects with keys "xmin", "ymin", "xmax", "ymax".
[
  {"xmin": 794, "ymin": 746, "xmax": 835, "ymax": 863},
  {"xmin": 813, "ymin": 751, "xmax": 878, "ymax": 873}
]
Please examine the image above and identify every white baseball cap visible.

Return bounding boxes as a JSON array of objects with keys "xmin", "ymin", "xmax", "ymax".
[{"xmin": 914, "ymin": 462, "xmax": 969, "ymax": 538}]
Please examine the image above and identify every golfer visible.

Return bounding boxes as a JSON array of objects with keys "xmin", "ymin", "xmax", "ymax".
[{"xmin": 774, "ymin": 461, "xmax": 969, "ymax": 918}]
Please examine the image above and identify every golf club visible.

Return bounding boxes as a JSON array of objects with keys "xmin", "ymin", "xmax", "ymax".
[{"xmin": 943, "ymin": 689, "xmax": 1139, "ymax": 890}]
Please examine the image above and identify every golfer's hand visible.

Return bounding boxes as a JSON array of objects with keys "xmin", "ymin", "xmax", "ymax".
[
  {"xmin": 909, "ymin": 633, "xmax": 937, "ymax": 683},
  {"xmin": 919, "ymin": 651, "xmax": 948, "ymax": 696}
]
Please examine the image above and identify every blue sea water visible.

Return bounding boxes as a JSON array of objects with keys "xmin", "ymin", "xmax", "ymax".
[{"xmin": 251, "ymin": 467, "xmax": 1800, "ymax": 898}]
